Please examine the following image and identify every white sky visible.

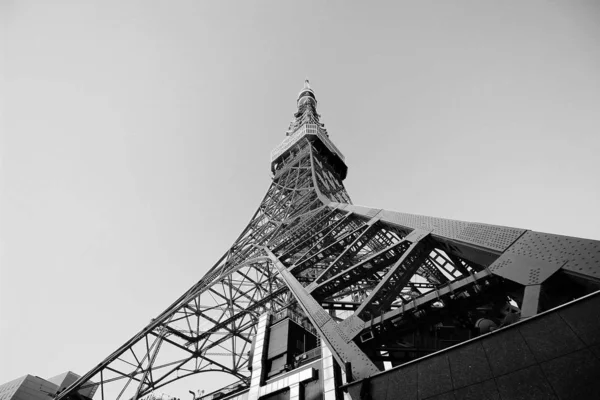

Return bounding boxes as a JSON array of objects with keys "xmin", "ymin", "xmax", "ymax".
[{"xmin": 2, "ymin": 1, "xmax": 600, "ymax": 398}]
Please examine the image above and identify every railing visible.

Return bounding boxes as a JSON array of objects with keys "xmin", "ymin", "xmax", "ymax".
[
  {"xmin": 271, "ymin": 308, "xmax": 303, "ymax": 325},
  {"xmin": 270, "ymin": 124, "xmax": 345, "ymax": 163},
  {"xmin": 271, "ymin": 309, "xmax": 318, "ymax": 336},
  {"xmin": 143, "ymin": 394, "xmax": 179, "ymax": 400},
  {"xmin": 196, "ymin": 381, "xmax": 247, "ymax": 400},
  {"xmin": 294, "ymin": 346, "xmax": 322, "ymax": 367},
  {"xmin": 270, "ymin": 126, "xmax": 306, "ymax": 162}
]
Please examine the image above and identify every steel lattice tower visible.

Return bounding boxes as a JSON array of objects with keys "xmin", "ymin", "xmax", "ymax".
[{"xmin": 57, "ymin": 81, "xmax": 600, "ymax": 400}]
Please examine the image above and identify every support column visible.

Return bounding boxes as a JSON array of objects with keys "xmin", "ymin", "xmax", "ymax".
[
  {"xmin": 247, "ymin": 313, "xmax": 270, "ymax": 400},
  {"xmin": 521, "ymin": 284, "xmax": 542, "ymax": 318},
  {"xmin": 322, "ymin": 344, "xmax": 336, "ymax": 400},
  {"xmin": 289, "ymin": 383, "xmax": 300, "ymax": 400}
]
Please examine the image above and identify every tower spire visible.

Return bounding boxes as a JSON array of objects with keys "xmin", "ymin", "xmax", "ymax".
[{"xmin": 287, "ymin": 79, "xmax": 324, "ymax": 136}]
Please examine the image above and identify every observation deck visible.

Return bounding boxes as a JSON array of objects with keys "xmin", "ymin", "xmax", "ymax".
[{"xmin": 270, "ymin": 123, "xmax": 347, "ymax": 179}]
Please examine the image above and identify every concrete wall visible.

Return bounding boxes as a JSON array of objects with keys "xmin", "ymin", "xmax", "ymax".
[{"xmin": 345, "ymin": 291, "xmax": 600, "ymax": 400}]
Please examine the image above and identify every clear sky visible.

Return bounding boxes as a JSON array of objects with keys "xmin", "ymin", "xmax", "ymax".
[{"xmin": 2, "ymin": 1, "xmax": 600, "ymax": 398}]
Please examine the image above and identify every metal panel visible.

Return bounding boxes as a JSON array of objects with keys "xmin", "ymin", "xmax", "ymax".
[
  {"xmin": 455, "ymin": 223, "xmax": 526, "ymax": 253},
  {"xmin": 339, "ymin": 315, "xmax": 366, "ymax": 341},
  {"xmin": 489, "ymin": 230, "xmax": 600, "ymax": 286},
  {"xmin": 489, "ymin": 253, "xmax": 564, "ymax": 286},
  {"xmin": 341, "ymin": 206, "xmax": 526, "ymax": 253},
  {"xmin": 267, "ymin": 322, "xmax": 290, "ymax": 359},
  {"xmin": 507, "ymin": 231, "xmax": 600, "ymax": 281}
]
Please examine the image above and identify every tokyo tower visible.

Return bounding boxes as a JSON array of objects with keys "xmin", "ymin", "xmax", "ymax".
[{"xmin": 56, "ymin": 81, "xmax": 600, "ymax": 400}]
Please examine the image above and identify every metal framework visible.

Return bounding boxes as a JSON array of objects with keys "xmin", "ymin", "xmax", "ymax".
[{"xmin": 57, "ymin": 81, "xmax": 600, "ymax": 400}]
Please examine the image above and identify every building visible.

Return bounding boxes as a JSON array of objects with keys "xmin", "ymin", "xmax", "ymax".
[
  {"xmin": 48, "ymin": 372, "xmax": 97, "ymax": 399},
  {"xmin": 0, "ymin": 372, "xmax": 96, "ymax": 400},
  {"xmin": 0, "ymin": 374, "xmax": 58, "ymax": 400},
  {"xmin": 56, "ymin": 81, "xmax": 600, "ymax": 400}
]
